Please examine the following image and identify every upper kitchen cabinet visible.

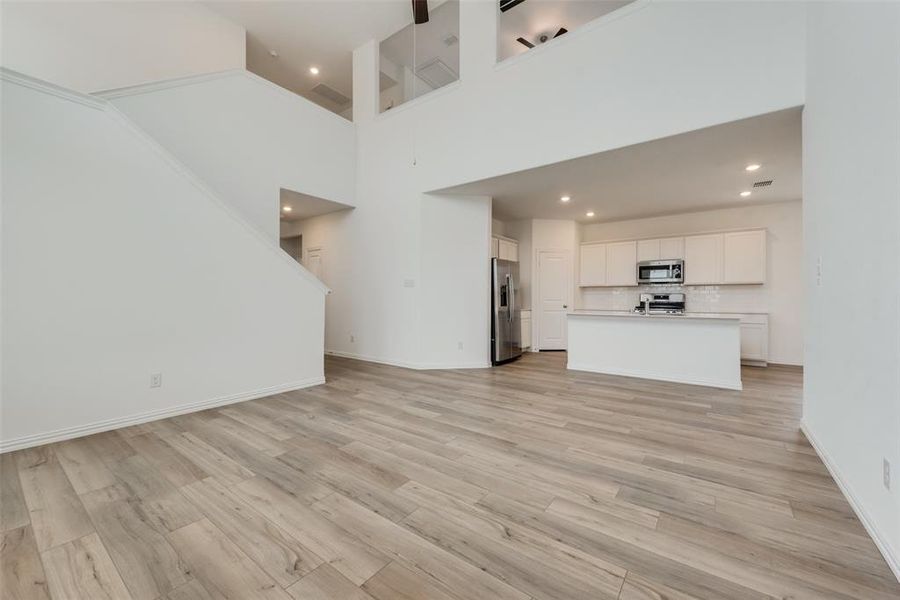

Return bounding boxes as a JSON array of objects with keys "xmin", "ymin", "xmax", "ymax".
[
  {"xmin": 684, "ymin": 234, "xmax": 723, "ymax": 285},
  {"xmin": 659, "ymin": 237, "xmax": 685, "ymax": 260},
  {"xmin": 492, "ymin": 235, "xmax": 518, "ymax": 262},
  {"xmin": 723, "ymin": 230, "xmax": 767, "ymax": 284},
  {"xmin": 579, "ymin": 243, "xmax": 607, "ymax": 286},
  {"xmin": 637, "ymin": 237, "xmax": 685, "ymax": 261},
  {"xmin": 605, "ymin": 241, "xmax": 638, "ymax": 286},
  {"xmin": 498, "ymin": 238, "xmax": 518, "ymax": 262}
]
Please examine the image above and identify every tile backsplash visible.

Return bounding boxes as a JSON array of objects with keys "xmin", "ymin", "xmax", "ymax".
[{"xmin": 579, "ymin": 284, "xmax": 769, "ymax": 314}]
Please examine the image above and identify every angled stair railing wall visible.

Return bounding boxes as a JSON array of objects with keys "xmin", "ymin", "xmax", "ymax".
[{"xmin": 1, "ymin": 68, "xmax": 332, "ymax": 452}]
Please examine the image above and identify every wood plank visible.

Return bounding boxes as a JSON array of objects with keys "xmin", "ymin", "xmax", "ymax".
[
  {"xmin": 166, "ymin": 518, "xmax": 291, "ymax": 600},
  {"xmin": 180, "ymin": 477, "xmax": 323, "ymax": 587},
  {"xmin": 1, "ymin": 453, "xmax": 30, "ymax": 531},
  {"xmin": 312, "ymin": 492, "xmax": 531, "ymax": 600},
  {"xmin": 17, "ymin": 453, "xmax": 94, "ymax": 551},
  {"xmin": 41, "ymin": 533, "xmax": 133, "ymax": 600},
  {"xmin": 124, "ymin": 433, "xmax": 208, "ymax": 488},
  {"xmin": 362, "ymin": 560, "xmax": 459, "ymax": 600},
  {"xmin": 284, "ymin": 563, "xmax": 374, "ymax": 600},
  {"xmin": 233, "ymin": 477, "xmax": 389, "ymax": 586},
  {"xmin": 53, "ymin": 438, "xmax": 117, "ymax": 495},
  {"xmin": 0, "ymin": 525, "xmax": 51, "ymax": 600},
  {"xmin": 165, "ymin": 432, "xmax": 254, "ymax": 486},
  {"xmin": 80, "ymin": 486, "xmax": 191, "ymax": 600}
]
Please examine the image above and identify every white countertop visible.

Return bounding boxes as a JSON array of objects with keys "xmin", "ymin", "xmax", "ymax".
[{"xmin": 568, "ymin": 309, "xmax": 741, "ymax": 321}]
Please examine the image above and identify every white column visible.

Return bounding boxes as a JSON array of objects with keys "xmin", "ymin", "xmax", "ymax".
[{"xmin": 352, "ymin": 39, "xmax": 378, "ymax": 123}]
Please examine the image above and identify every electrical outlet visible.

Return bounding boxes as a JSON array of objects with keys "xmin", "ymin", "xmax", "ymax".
[
  {"xmin": 816, "ymin": 257, "xmax": 822, "ymax": 287},
  {"xmin": 884, "ymin": 458, "xmax": 891, "ymax": 490},
  {"xmin": 457, "ymin": 341, "xmax": 464, "ymax": 350},
  {"xmin": 350, "ymin": 334, "xmax": 355, "ymax": 343},
  {"xmin": 150, "ymin": 372, "xmax": 162, "ymax": 388}
]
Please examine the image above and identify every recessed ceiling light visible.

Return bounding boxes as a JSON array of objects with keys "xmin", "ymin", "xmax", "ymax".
[
  {"xmin": 560, "ymin": 196, "xmax": 571, "ymax": 203},
  {"xmin": 745, "ymin": 164, "xmax": 761, "ymax": 171},
  {"xmin": 740, "ymin": 191, "xmax": 752, "ymax": 197},
  {"xmin": 282, "ymin": 206, "xmax": 292, "ymax": 212},
  {"xmin": 585, "ymin": 211, "xmax": 595, "ymax": 217},
  {"xmin": 309, "ymin": 66, "xmax": 320, "ymax": 75}
]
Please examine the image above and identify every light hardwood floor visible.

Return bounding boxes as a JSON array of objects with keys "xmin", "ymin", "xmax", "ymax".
[{"xmin": 2, "ymin": 352, "xmax": 898, "ymax": 599}]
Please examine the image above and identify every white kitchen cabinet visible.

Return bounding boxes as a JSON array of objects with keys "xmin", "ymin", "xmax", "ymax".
[
  {"xmin": 684, "ymin": 234, "xmax": 723, "ymax": 285},
  {"xmin": 723, "ymin": 230, "xmax": 766, "ymax": 284},
  {"xmin": 492, "ymin": 236, "xmax": 518, "ymax": 262},
  {"xmin": 637, "ymin": 237, "xmax": 684, "ymax": 262},
  {"xmin": 520, "ymin": 310, "xmax": 532, "ymax": 349},
  {"xmin": 738, "ymin": 314, "xmax": 769, "ymax": 365},
  {"xmin": 605, "ymin": 241, "xmax": 638, "ymax": 286},
  {"xmin": 637, "ymin": 239, "xmax": 660, "ymax": 262},
  {"xmin": 659, "ymin": 237, "xmax": 685, "ymax": 260},
  {"xmin": 579, "ymin": 244, "xmax": 607, "ymax": 286}
]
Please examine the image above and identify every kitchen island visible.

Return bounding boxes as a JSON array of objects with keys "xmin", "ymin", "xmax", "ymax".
[{"xmin": 567, "ymin": 310, "xmax": 742, "ymax": 390}]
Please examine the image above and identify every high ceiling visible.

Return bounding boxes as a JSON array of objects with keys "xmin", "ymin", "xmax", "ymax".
[
  {"xmin": 436, "ymin": 108, "xmax": 802, "ymax": 224},
  {"xmin": 205, "ymin": 1, "xmax": 414, "ymax": 115},
  {"xmin": 205, "ymin": 1, "xmax": 634, "ymax": 116}
]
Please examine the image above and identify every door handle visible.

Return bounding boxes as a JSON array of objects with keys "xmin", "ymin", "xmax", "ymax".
[{"xmin": 563, "ymin": 304, "xmax": 568, "ymax": 309}]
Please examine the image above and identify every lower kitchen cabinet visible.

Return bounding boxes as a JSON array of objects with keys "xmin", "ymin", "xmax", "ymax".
[
  {"xmin": 738, "ymin": 314, "xmax": 769, "ymax": 365},
  {"xmin": 520, "ymin": 310, "xmax": 531, "ymax": 349}
]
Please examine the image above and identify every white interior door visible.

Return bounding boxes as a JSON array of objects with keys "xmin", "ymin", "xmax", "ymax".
[
  {"xmin": 305, "ymin": 247, "xmax": 323, "ymax": 281},
  {"xmin": 537, "ymin": 250, "xmax": 571, "ymax": 350}
]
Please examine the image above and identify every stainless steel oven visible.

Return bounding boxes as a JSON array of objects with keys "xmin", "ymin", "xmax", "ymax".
[{"xmin": 637, "ymin": 259, "xmax": 684, "ymax": 285}]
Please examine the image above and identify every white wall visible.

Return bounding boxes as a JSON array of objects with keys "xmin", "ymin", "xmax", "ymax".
[
  {"xmin": 419, "ymin": 194, "xmax": 492, "ymax": 367},
  {"xmin": 106, "ymin": 71, "xmax": 356, "ymax": 241},
  {"xmin": 0, "ymin": 1, "xmax": 246, "ymax": 93},
  {"xmin": 579, "ymin": 201, "xmax": 803, "ymax": 365},
  {"xmin": 802, "ymin": 2, "xmax": 900, "ymax": 578},
  {"xmin": 0, "ymin": 72, "xmax": 326, "ymax": 451},
  {"xmin": 342, "ymin": 0, "xmax": 805, "ymax": 369}
]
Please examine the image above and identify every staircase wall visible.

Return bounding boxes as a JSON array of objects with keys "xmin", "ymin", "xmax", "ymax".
[
  {"xmin": 102, "ymin": 71, "xmax": 356, "ymax": 241},
  {"xmin": 0, "ymin": 70, "xmax": 328, "ymax": 451}
]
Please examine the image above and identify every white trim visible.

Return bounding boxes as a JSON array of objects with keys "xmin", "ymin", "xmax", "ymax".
[
  {"xmin": 95, "ymin": 69, "xmax": 353, "ymax": 127},
  {"xmin": 800, "ymin": 422, "xmax": 900, "ymax": 583},
  {"xmin": 93, "ymin": 69, "xmax": 242, "ymax": 98},
  {"xmin": 0, "ymin": 68, "xmax": 106, "ymax": 110},
  {"xmin": 566, "ymin": 362, "xmax": 743, "ymax": 391},
  {"xmin": 0, "ymin": 377, "xmax": 325, "ymax": 454},
  {"xmin": 326, "ymin": 350, "xmax": 489, "ymax": 371}
]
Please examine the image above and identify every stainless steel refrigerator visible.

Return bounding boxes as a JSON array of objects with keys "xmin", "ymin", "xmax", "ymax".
[{"xmin": 491, "ymin": 258, "xmax": 522, "ymax": 365}]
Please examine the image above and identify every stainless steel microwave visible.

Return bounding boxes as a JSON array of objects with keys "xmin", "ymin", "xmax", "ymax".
[{"xmin": 637, "ymin": 259, "xmax": 684, "ymax": 284}]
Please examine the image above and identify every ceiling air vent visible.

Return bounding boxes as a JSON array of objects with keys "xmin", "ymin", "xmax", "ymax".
[
  {"xmin": 416, "ymin": 58, "xmax": 458, "ymax": 89},
  {"xmin": 752, "ymin": 180, "xmax": 774, "ymax": 188},
  {"xmin": 310, "ymin": 83, "xmax": 350, "ymax": 107}
]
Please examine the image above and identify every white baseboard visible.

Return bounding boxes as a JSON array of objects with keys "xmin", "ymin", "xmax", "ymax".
[
  {"xmin": 566, "ymin": 362, "xmax": 742, "ymax": 391},
  {"xmin": 325, "ymin": 350, "xmax": 490, "ymax": 371},
  {"xmin": 0, "ymin": 377, "xmax": 325, "ymax": 453},
  {"xmin": 800, "ymin": 422, "xmax": 900, "ymax": 583}
]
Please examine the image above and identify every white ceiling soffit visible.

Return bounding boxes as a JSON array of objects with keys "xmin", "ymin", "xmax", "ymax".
[
  {"xmin": 498, "ymin": 0, "xmax": 636, "ymax": 61},
  {"xmin": 436, "ymin": 108, "xmax": 803, "ymax": 224},
  {"xmin": 204, "ymin": 0, "xmax": 414, "ymax": 114},
  {"xmin": 279, "ymin": 188, "xmax": 354, "ymax": 222}
]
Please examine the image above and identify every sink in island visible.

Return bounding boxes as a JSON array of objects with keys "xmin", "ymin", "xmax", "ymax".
[{"xmin": 567, "ymin": 310, "xmax": 742, "ymax": 390}]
